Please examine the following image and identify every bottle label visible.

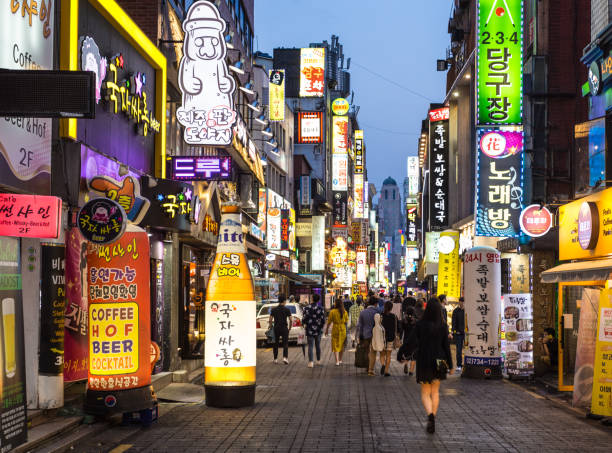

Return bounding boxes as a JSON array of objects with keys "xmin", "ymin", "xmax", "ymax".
[
  {"xmin": 205, "ymin": 300, "xmax": 256, "ymax": 368},
  {"xmin": 216, "ymin": 213, "xmax": 246, "ymax": 254}
]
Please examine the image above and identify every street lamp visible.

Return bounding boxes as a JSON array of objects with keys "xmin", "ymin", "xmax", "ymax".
[
  {"xmin": 247, "ymin": 99, "xmax": 261, "ymax": 113},
  {"xmin": 254, "ymin": 114, "xmax": 268, "ymax": 127},
  {"xmin": 239, "ymin": 81, "xmax": 255, "ymax": 96},
  {"xmin": 262, "ymin": 127, "xmax": 273, "ymax": 138},
  {"xmin": 229, "ymin": 59, "xmax": 245, "ymax": 75}
]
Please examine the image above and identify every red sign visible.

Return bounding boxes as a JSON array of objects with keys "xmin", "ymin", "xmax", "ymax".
[
  {"xmin": 280, "ymin": 210, "xmax": 290, "ymax": 250},
  {"xmin": 0, "ymin": 193, "xmax": 61, "ymax": 238},
  {"xmin": 428, "ymin": 107, "xmax": 450, "ymax": 122},
  {"xmin": 519, "ymin": 204, "xmax": 553, "ymax": 238}
]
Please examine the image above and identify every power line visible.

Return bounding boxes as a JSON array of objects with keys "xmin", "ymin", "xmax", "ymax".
[
  {"xmin": 351, "ymin": 61, "xmax": 436, "ymax": 103},
  {"xmin": 360, "ymin": 122, "xmax": 421, "ymax": 136}
]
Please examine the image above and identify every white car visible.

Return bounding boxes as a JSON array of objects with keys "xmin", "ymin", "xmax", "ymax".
[{"xmin": 256, "ymin": 303, "xmax": 305, "ymax": 347}]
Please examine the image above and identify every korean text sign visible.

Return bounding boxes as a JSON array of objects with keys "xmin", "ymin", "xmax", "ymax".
[
  {"xmin": 299, "ymin": 48, "xmax": 325, "ymax": 97},
  {"xmin": 269, "ymin": 70, "xmax": 285, "ymax": 121},
  {"xmin": 437, "ymin": 231, "xmax": 460, "ymax": 299},
  {"xmin": 354, "ymin": 130, "xmax": 364, "ymax": 173},
  {"xmin": 463, "ymin": 247, "xmax": 501, "ymax": 367},
  {"xmin": 502, "ymin": 294, "xmax": 533, "ymax": 376},
  {"xmin": 476, "ymin": 130, "xmax": 524, "ymax": 237},
  {"xmin": 0, "ymin": 193, "xmax": 61, "ymax": 238},
  {"xmin": 406, "ymin": 204, "xmax": 418, "ymax": 247},
  {"xmin": 87, "ymin": 231, "xmax": 151, "ymax": 392},
  {"xmin": 591, "ymin": 288, "xmax": 612, "ymax": 416},
  {"xmin": 332, "ymin": 116, "xmax": 349, "ymax": 154},
  {"xmin": 428, "ymin": 109, "xmax": 449, "ymax": 229},
  {"xmin": 477, "ymin": 0, "xmax": 523, "ymax": 125}
]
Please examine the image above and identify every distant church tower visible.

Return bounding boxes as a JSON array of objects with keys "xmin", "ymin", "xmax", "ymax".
[{"xmin": 377, "ymin": 177, "xmax": 403, "ymax": 282}]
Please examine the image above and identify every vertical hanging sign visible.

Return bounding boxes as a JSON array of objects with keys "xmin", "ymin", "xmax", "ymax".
[
  {"xmin": 354, "ymin": 130, "xmax": 364, "ymax": 173},
  {"xmin": 428, "ymin": 107, "xmax": 449, "ymax": 229},
  {"xmin": 299, "ymin": 48, "xmax": 325, "ymax": 97},
  {"xmin": 269, "ymin": 70, "xmax": 285, "ymax": 121},
  {"xmin": 477, "ymin": 0, "xmax": 524, "ymax": 125},
  {"xmin": 476, "ymin": 129, "xmax": 524, "ymax": 237},
  {"xmin": 436, "ymin": 231, "xmax": 460, "ymax": 298},
  {"xmin": 40, "ymin": 244, "xmax": 66, "ymax": 374}
]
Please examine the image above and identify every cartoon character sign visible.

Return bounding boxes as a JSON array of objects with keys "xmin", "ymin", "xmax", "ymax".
[
  {"xmin": 80, "ymin": 36, "xmax": 107, "ymax": 104},
  {"xmin": 176, "ymin": 1, "xmax": 237, "ymax": 145}
]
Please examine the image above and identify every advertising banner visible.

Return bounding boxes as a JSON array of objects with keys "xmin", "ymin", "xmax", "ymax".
[
  {"xmin": 463, "ymin": 247, "xmax": 502, "ymax": 376},
  {"xmin": 354, "ymin": 130, "xmax": 364, "ymax": 173},
  {"xmin": 299, "ymin": 48, "xmax": 325, "ymax": 97},
  {"xmin": 0, "ymin": 2, "xmax": 54, "ymax": 194},
  {"xmin": 0, "ymin": 193, "xmax": 62, "ymax": 239},
  {"xmin": 86, "ymin": 230, "xmax": 151, "ymax": 392},
  {"xmin": 269, "ymin": 69, "xmax": 285, "ymax": 121},
  {"xmin": 428, "ymin": 109, "xmax": 449, "ymax": 229},
  {"xmin": 280, "ymin": 209, "xmax": 290, "ymax": 251},
  {"xmin": 332, "ymin": 191, "xmax": 348, "ymax": 227},
  {"xmin": 40, "ymin": 244, "xmax": 66, "ymax": 375},
  {"xmin": 332, "ymin": 116, "xmax": 349, "ymax": 155},
  {"xmin": 354, "ymin": 174, "xmax": 364, "ymax": 219},
  {"xmin": 332, "ymin": 154, "xmax": 348, "ymax": 191},
  {"xmin": 571, "ymin": 288, "xmax": 599, "ymax": 407},
  {"xmin": 425, "ymin": 231, "xmax": 440, "ymax": 263},
  {"xmin": 501, "ymin": 294, "xmax": 534, "ymax": 377},
  {"xmin": 437, "ymin": 231, "xmax": 460, "ymax": 299},
  {"xmin": 64, "ymin": 228, "xmax": 89, "ymax": 382},
  {"xmin": 407, "ymin": 156, "xmax": 419, "ymax": 197},
  {"xmin": 356, "ymin": 247, "xmax": 367, "ymax": 283},
  {"xmin": 476, "ymin": 129, "xmax": 524, "ymax": 237},
  {"xmin": 170, "ymin": 156, "xmax": 232, "ymax": 181},
  {"xmin": 0, "ymin": 237, "xmax": 27, "ymax": 449},
  {"xmin": 406, "ymin": 203, "xmax": 418, "ymax": 247},
  {"xmin": 477, "ymin": 0, "xmax": 523, "ymax": 125},
  {"xmin": 311, "ymin": 216, "xmax": 325, "ymax": 271},
  {"xmin": 299, "ymin": 175, "xmax": 311, "ymax": 215},
  {"xmin": 266, "ymin": 189, "xmax": 289, "ymax": 251},
  {"xmin": 591, "ymin": 288, "xmax": 612, "ymax": 416}
]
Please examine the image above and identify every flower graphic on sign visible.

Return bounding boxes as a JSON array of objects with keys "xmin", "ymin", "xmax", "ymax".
[{"xmin": 479, "ymin": 131, "xmax": 523, "ymax": 158}]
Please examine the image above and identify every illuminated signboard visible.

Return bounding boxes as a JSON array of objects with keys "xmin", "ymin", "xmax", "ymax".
[
  {"xmin": 354, "ymin": 174, "xmax": 364, "ymax": 218},
  {"xmin": 428, "ymin": 107, "xmax": 449, "ymax": 229},
  {"xmin": 356, "ymin": 246, "xmax": 367, "ymax": 283},
  {"xmin": 332, "ymin": 98, "xmax": 349, "ymax": 116},
  {"xmin": 280, "ymin": 209, "xmax": 290, "ymax": 250},
  {"xmin": 267, "ymin": 189, "xmax": 290, "ymax": 251},
  {"xmin": 299, "ymin": 175, "xmax": 312, "ymax": 216},
  {"xmin": 355, "ymin": 130, "xmax": 364, "ymax": 174},
  {"xmin": 297, "ymin": 112, "xmax": 323, "ymax": 143},
  {"xmin": 407, "ymin": 156, "xmax": 419, "ymax": 197},
  {"xmin": 406, "ymin": 203, "xmax": 418, "ymax": 247},
  {"xmin": 333, "ymin": 191, "xmax": 348, "ymax": 227},
  {"xmin": 177, "ymin": 1, "xmax": 237, "ymax": 144},
  {"xmin": 311, "ymin": 216, "xmax": 325, "ymax": 270},
  {"xmin": 81, "ymin": 37, "xmax": 160, "ymax": 137},
  {"xmin": 476, "ymin": 129, "xmax": 524, "ymax": 237},
  {"xmin": 269, "ymin": 69, "xmax": 285, "ymax": 121},
  {"xmin": 477, "ymin": 0, "xmax": 523, "ymax": 125},
  {"xmin": 170, "ymin": 156, "xmax": 232, "ymax": 181},
  {"xmin": 0, "ymin": 194, "xmax": 62, "ymax": 239},
  {"xmin": 78, "ymin": 198, "xmax": 127, "ymax": 244},
  {"xmin": 332, "ymin": 154, "xmax": 348, "ymax": 191},
  {"xmin": 437, "ymin": 230, "xmax": 460, "ymax": 299},
  {"xmin": 299, "ymin": 47, "xmax": 325, "ymax": 97},
  {"xmin": 332, "ymin": 116, "xmax": 349, "ymax": 154}
]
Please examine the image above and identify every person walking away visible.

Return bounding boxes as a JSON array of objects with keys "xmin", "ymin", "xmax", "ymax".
[
  {"xmin": 438, "ymin": 294, "xmax": 448, "ymax": 325},
  {"xmin": 356, "ymin": 297, "xmax": 380, "ymax": 376},
  {"xmin": 349, "ymin": 296, "xmax": 364, "ymax": 348},
  {"xmin": 302, "ymin": 294, "xmax": 326, "ymax": 368},
  {"xmin": 325, "ymin": 299, "xmax": 349, "ymax": 365},
  {"xmin": 451, "ymin": 297, "xmax": 466, "ymax": 371},
  {"xmin": 343, "ymin": 293, "xmax": 353, "ymax": 313},
  {"xmin": 269, "ymin": 295, "xmax": 292, "ymax": 364},
  {"xmin": 412, "ymin": 297, "xmax": 453, "ymax": 434},
  {"xmin": 380, "ymin": 301, "xmax": 398, "ymax": 376},
  {"xmin": 391, "ymin": 295, "xmax": 403, "ymax": 337},
  {"xmin": 415, "ymin": 297, "xmax": 426, "ymax": 320},
  {"xmin": 399, "ymin": 297, "xmax": 418, "ymax": 376}
]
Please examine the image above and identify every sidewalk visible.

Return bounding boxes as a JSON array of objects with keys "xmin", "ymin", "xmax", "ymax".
[{"xmin": 35, "ymin": 337, "xmax": 612, "ymax": 452}]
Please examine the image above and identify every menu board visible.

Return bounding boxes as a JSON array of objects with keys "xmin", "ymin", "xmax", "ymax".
[
  {"xmin": 502, "ymin": 294, "xmax": 533, "ymax": 377},
  {"xmin": 591, "ymin": 288, "xmax": 612, "ymax": 416}
]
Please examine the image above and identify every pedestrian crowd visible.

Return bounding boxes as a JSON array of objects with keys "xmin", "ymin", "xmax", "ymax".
[{"xmin": 266, "ymin": 290, "xmax": 466, "ymax": 434}]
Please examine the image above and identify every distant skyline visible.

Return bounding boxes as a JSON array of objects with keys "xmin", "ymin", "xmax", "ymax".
[{"xmin": 254, "ymin": 0, "xmax": 451, "ymax": 199}]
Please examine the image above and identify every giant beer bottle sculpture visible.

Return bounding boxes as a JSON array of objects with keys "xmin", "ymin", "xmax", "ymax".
[{"xmin": 204, "ymin": 204, "xmax": 256, "ymax": 407}]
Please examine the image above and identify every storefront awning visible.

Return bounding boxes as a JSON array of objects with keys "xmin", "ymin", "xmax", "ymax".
[
  {"xmin": 540, "ymin": 259, "xmax": 612, "ymax": 283},
  {"xmin": 268, "ymin": 269, "xmax": 319, "ymax": 285}
]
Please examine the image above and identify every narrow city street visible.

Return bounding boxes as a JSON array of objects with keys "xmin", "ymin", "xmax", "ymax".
[{"xmin": 69, "ymin": 338, "xmax": 612, "ymax": 453}]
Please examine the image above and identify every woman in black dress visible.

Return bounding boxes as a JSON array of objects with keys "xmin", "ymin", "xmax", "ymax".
[{"xmin": 414, "ymin": 297, "xmax": 453, "ymax": 434}]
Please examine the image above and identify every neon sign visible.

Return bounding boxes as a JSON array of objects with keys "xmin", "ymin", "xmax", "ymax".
[{"xmin": 170, "ymin": 156, "xmax": 232, "ymax": 181}]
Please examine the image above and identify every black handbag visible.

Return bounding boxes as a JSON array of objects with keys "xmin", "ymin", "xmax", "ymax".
[
  {"xmin": 436, "ymin": 358, "xmax": 449, "ymax": 374},
  {"xmin": 355, "ymin": 341, "xmax": 369, "ymax": 368}
]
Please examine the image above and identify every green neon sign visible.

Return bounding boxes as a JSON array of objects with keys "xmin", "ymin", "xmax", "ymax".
[{"xmin": 477, "ymin": 0, "xmax": 523, "ymax": 125}]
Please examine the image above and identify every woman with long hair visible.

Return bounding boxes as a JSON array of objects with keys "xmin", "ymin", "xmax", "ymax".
[
  {"xmin": 325, "ymin": 298, "xmax": 349, "ymax": 365},
  {"xmin": 380, "ymin": 301, "xmax": 398, "ymax": 376},
  {"xmin": 413, "ymin": 297, "xmax": 453, "ymax": 434},
  {"xmin": 398, "ymin": 297, "xmax": 418, "ymax": 376}
]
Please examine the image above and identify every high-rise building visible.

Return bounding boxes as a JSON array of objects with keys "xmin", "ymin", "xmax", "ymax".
[{"xmin": 377, "ymin": 177, "xmax": 403, "ymax": 282}]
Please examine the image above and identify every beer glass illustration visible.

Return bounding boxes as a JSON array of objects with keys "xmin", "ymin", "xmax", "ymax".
[{"xmin": 2, "ymin": 297, "xmax": 16, "ymax": 378}]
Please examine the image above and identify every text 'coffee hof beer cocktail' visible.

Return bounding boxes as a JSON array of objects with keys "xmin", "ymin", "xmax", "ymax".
[{"xmin": 204, "ymin": 204, "xmax": 256, "ymax": 407}]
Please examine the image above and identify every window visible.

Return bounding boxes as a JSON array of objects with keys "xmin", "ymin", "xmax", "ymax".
[
  {"xmin": 280, "ymin": 175, "xmax": 286, "ymax": 197},
  {"xmin": 385, "ymin": 190, "xmax": 388, "ymax": 200},
  {"xmin": 393, "ymin": 190, "xmax": 396, "ymax": 200}
]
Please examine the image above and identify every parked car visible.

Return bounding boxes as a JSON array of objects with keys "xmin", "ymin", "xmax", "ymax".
[{"xmin": 256, "ymin": 302, "xmax": 305, "ymax": 347}]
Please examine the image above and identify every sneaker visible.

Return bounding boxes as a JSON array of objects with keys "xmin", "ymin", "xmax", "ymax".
[
  {"xmin": 456, "ymin": 366, "xmax": 462, "ymax": 371},
  {"xmin": 308, "ymin": 362, "xmax": 314, "ymax": 368},
  {"xmin": 273, "ymin": 359, "xmax": 278, "ymax": 364},
  {"xmin": 283, "ymin": 358, "xmax": 289, "ymax": 364},
  {"xmin": 335, "ymin": 362, "xmax": 340, "ymax": 366}
]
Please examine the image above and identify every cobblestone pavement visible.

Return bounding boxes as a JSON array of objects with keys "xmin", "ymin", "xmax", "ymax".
[{"xmin": 72, "ymin": 338, "xmax": 612, "ymax": 453}]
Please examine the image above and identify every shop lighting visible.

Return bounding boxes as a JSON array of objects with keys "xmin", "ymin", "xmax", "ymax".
[
  {"xmin": 255, "ymin": 114, "xmax": 268, "ymax": 126},
  {"xmin": 262, "ymin": 127, "xmax": 273, "ymax": 138},
  {"xmin": 229, "ymin": 60, "xmax": 245, "ymax": 75},
  {"xmin": 453, "ymin": 91, "xmax": 460, "ymax": 97},
  {"xmin": 260, "ymin": 154, "xmax": 268, "ymax": 166},
  {"xmin": 239, "ymin": 81, "xmax": 255, "ymax": 96},
  {"xmin": 247, "ymin": 100, "xmax": 261, "ymax": 113},
  {"xmin": 266, "ymin": 138, "xmax": 277, "ymax": 147},
  {"xmin": 225, "ymin": 32, "xmax": 234, "ymax": 49}
]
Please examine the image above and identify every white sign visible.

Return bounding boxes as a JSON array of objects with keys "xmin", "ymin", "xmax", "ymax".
[
  {"xmin": 266, "ymin": 189, "xmax": 289, "ymax": 250},
  {"xmin": 296, "ymin": 222, "xmax": 312, "ymax": 237},
  {"xmin": 311, "ymin": 216, "xmax": 325, "ymax": 271},
  {"xmin": 205, "ymin": 300, "xmax": 256, "ymax": 367},
  {"xmin": 356, "ymin": 250, "xmax": 367, "ymax": 283},
  {"xmin": 407, "ymin": 156, "xmax": 419, "ymax": 197},
  {"xmin": 463, "ymin": 247, "xmax": 501, "ymax": 369},
  {"xmin": 176, "ymin": 1, "xmax": 237, "ymax": 145},
  {"xmin": 0, "ymin": 3, "xmax": 54, "ymax": 192},
  {"xmin": 332, "ymin": 154, "xmax": 348, "ymax": 191},
  {"xmin": 502, "ymin": 294, "xmax": 534, "ymax": 376}
]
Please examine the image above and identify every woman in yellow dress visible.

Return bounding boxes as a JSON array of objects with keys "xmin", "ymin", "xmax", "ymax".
[{"xmin": 325, "ymin": 298, "xmax": 349, "ymax": 365}]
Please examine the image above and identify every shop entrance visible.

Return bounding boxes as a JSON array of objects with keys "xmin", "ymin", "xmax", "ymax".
[{"xmin": 558, "ymin": 282, "xmax": 603, "ymax": 391}]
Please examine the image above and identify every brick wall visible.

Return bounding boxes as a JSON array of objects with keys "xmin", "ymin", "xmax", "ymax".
[{"xmin": 116, "ymin": 0, "xmax": 160, "ymax": 44}]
